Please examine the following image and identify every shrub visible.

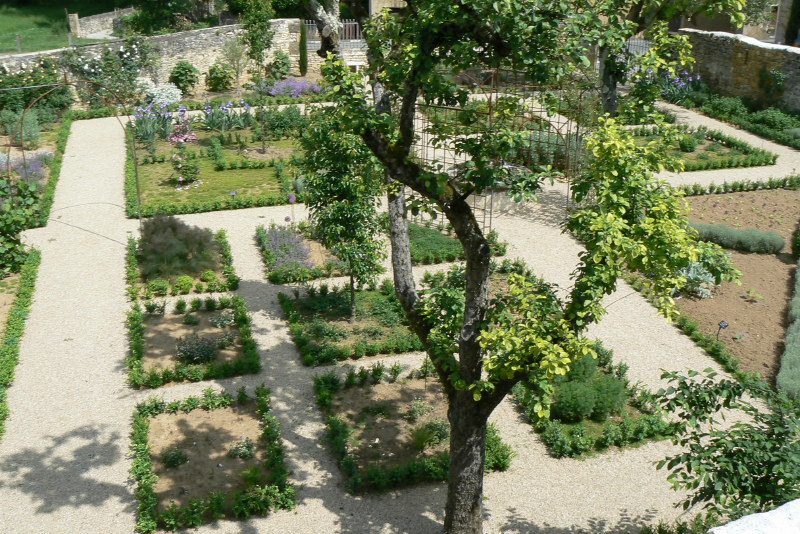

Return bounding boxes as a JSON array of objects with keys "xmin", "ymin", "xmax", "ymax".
[
  {"xmin": 691, "ymin": 222, "xmax": 784, "ymax": 254},
  {"xmin": 793, "ymin": 228, "xmax": 800, "ymax": 260},
  {"xmin": 678, "ymin": 134, "xmax": 698, "ymax": 153},
  {"xmin": 173, "ymin": 275, "xmax": 194, "ymax": 295},
  {"xmin": 169, "ymin": 61, "xmax": 200, "ymax": 94},
  {"xmin": 162, "ymin": 446, "xmax": 188, "ymax": 468},
  {"xmin": 564, "ymin": 353, "xmax": 597, "ymax": 382},
  {"xmin": 228, "ymin": 437, "xmax": 256, "ymax": 459},
  {"xmin": 176, "ymin": 334, "xmax": 218, "ymax": 364},
  {"xmin": 206, "ymin": 63, "xmax": 235, "ymax": 92},
  {"xmin": 209, "ymin": 310, "xmax": 235, "ymax": 328},
  {"xmin": 590, "ymin": 375, "xmax": 627, "ymax": 421},
  {"xmin": 551, "ymin": 381, "xmax": 596, "ymax": 423},
  {"xmin": 147, "ymin": 278, "xmax": 169, "ymax": 297},
  {"xmin": 778, "ymin": 255, "xmax": 800, "ymax": 397},
  {"xmin": 267, "ymin": 51, "xmax": 291, "ymax": 83},
  {"xmin": 137, "ymin": 215, "xmax": 219, "ymax": 279},
  {"xmin": 0, "ymin": 110, "xmax": 40, "ymax": 149},
  {"xmin": 410, "ymin": 419, "xmax": 450, "ymax": 450},
  {"xmin": 404, "ymin": 399, "xmax": 431, "ymax": 423},
  {"xmin": 484, "ymin": 423, "xmax": 514, "ymax": 471}
]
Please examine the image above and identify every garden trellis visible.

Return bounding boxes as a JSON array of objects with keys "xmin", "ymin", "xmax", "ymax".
[{"xmin": 411, "ymin": 68, "xmax": 589, "ymax": 233}]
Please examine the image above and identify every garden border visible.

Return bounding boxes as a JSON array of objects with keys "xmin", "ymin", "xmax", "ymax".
[
  {"xmin": 126, "ymin": 294, "xmax": 260, "ymax": 388},
  {"xmin": 129, "ymin": 385, "xmax": 295, "ymax": 532},
  {"xmin": 0, "ymin": 250, "xmax": 41, "ymax": 438},
  {"xmin": 125, "ymin": 229, "xmax": 239, "ymax": 300},
  {"xmin": 312, "ymin": 366, "xmax": 512, "ymax": 493}
]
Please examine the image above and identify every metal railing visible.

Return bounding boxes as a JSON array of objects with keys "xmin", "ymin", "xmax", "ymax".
[{"xmin": 304, "ymin": 19, "xmax": 365, "ymax": 50}]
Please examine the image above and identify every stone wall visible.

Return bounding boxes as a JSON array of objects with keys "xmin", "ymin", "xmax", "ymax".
[
  {"xmin": 73, "ymin": 7, "xmax": 135, "ymax": 38},
  {"xmin": 0, "ymin": 19, "xmax": 367, "ymax": 92},
  {"xmin": 680, "ymin": 28, "xmax": 800, "ymax": 111}
]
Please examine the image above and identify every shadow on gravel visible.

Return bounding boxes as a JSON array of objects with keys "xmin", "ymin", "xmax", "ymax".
[
  {"xmin": 501, "ymin": 507, "xmax": 659, "ymax": 533},
  {"xmin": 0, "ymin": 425, "xmax": 132, "ymax": 514},
  {"xmin": 493, "ymin": 187, "xmax": 572, "ymax": 228}
]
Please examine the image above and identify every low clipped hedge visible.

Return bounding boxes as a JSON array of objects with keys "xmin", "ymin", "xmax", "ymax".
[
  {"xmin": 629, "ymin": 124, "xmax": 777, "ymax": 171},
  {"xmin": 313, "ymin": 366, "xmax": 512, "ymax": 493},
  {"xmin": 130, "ymin": 385, "xmax": 295, "ymax": 532},
  {"xmin": 0, "ymin": 250, "xmax": 41, "ymax": 439},
  {"xmin": 679, "ymin": 175, "xmax": 800, "ymax": 197},
  {"xmin": 690, "ymin": 222, "xmax": 784, "ymax": 254},
  {"xmin": 777, "ymin": 257, "xmax": 800, "ymax": 398},
  {"xmin": 126, "ymin": 295, "xmax": 260, "ymax": 388}
]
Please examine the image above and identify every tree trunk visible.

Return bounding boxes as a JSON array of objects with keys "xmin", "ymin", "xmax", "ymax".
[
  {"xmin": 599, "ymin": 45, "xmax": 619, "ymax": 116},
  {"xmin": 306, "ymin": 0, "xmax": 341, "ymax": 58},
  {"xmin": 444, "ymin": 393, "xmax": 488, "ymax": 534}
]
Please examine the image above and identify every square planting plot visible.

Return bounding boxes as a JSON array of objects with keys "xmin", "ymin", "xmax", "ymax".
[
  {"xmin": 407, "ymin": 223, "xmax": 506, "ymax": 265},
  {"xmin": 629, "ymin": 125, "xmax": 777, "ymax": 172},
  {"xmin": 126, "ymin": 226, "xmax": 239, "ymax": 301},
  {"xmin": 512, "ymin": 342, "xmax": 672, "ymax": 458},
  {"xmin": 127, "ymin": 105, "xmax": 306, "ymax": 217},
  {"xmin": 127, "ymin": 295, "xmax": 260, "ymax": 388},
  {"xmin": 255, "ymin": 224, "xmax": 344, "ymax": 284},
  {"xmin": 313, "ymin": 364, "xmax": 513, "ymax": 492},
  {"xmin": 130, "ymin": 386, "xmax": 295, "ymax": 532},
  {"xmin": 278, "ymin": 284, "xmax": 423, "ymax": 366}
]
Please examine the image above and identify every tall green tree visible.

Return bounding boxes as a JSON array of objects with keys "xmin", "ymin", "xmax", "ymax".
[
  {"xmin": 302, "ymin": 2, "xmax": 738, "ymax": 532},
  {"xmin": 299, "ymin": 106, "xmax": 386, "ymax": 319},
  {"xmin": 239, "ymin": 0, "xmax": 276, "ymax": 78}
]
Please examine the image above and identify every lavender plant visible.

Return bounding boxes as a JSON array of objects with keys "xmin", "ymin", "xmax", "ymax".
[{"xmin": 255, "ymin": 77, "xmax": 323, "ymax": 98}]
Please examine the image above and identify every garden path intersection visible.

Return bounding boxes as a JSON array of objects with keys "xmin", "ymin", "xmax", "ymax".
[{"xmin": 0, "ymin": 104, "xmax": 790, "ymax": 533}]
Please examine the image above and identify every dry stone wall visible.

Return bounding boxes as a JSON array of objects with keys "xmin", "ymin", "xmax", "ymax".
[
  {"xmin": 681, "ymin": 28, "xmax": 800, "ymax": 111},
  {"xmin": 0, "ymin": 18, "xmax": 367, "ymax": 93},
  {"xmin": 73, "ymin": 8, "xmax": 135, "ymax": 38}
]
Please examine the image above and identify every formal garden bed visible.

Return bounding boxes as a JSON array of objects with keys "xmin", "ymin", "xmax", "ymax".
[
  {"xmin": 127, "ymin": 294, "xmax": 260, "ymax": 388},
  {"xmin": 313, "ymin": 362, "xmax": 513, "ymax": 492},
  {"xmin": 125, "ymin": 216, "xmax": 239, "ymax": 301},
  {"xmin": 130, "ymin": 386, "xmax": 295, "ymax": 532},
  {"xmin": 125, "ymin": 103, "xmax": 306, "ymax": 216},
  {"xmin": 513, "ymin": 342, "xmax": 672, "ymax": 458},
  {"xmin": 659, "ymin": 75, "xmax": 800, "ymax": 151},
  {"xmin": 669, "ymin": 188, "xmax": 800, "ymax": 383},
  {"xmin": 629, "ymin": 125, "xmax": 777, "ymax": 171},
  {"xmin": 278, "ymin": 281, "xmax": 423, "ymax": 366},
  {"xmin": 255, "ymin": 220, "xmax": 507, "ymax": 285}
]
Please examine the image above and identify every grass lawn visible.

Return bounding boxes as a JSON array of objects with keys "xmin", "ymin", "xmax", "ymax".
[
  {"xmin": 137, "ymin": 158, "xmax": 282, "ymax": 206},
  {"xmin": 131, "ymin": 132, "xmax": 300, "ymax": 214},
  {"xmin": 0, "ymin": 2, "xmax": 115, "ymax": 53}
]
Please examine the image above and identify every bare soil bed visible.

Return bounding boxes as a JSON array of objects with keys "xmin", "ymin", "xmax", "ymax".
[
  {"xmin": 331, "ymin": 377, "xmax": 449, "ymax": 468},
  {"xmin": 150, "ymin": 404, "xmax": 263, "ymax": 508},
  {"xmin": 680, "ymin": 189, "xmax": 800, "ymax": 382}
]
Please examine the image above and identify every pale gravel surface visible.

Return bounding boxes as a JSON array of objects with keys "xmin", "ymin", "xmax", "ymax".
[{"xmin": 0, "ymin": 104, "xmax": 786, "ymax": 532}]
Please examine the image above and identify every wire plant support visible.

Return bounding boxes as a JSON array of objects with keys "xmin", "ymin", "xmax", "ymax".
[{"xmin": 411, "ymin": 68, "xmax": 590, "ymax": 235}]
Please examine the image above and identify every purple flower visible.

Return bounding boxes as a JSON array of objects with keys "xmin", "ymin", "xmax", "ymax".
[
  {"xmin": 288, "ymin": 193, "xmax": 296, "ymax": 204},
  {"xmin": 284, "ymin": 216, "xmax": 292, "ymax": 222}
]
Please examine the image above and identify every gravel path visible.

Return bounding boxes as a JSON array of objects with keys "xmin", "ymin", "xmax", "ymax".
[{"xmin": 0, "ymin": 104, "xmax": 784, "ymax": 533}]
